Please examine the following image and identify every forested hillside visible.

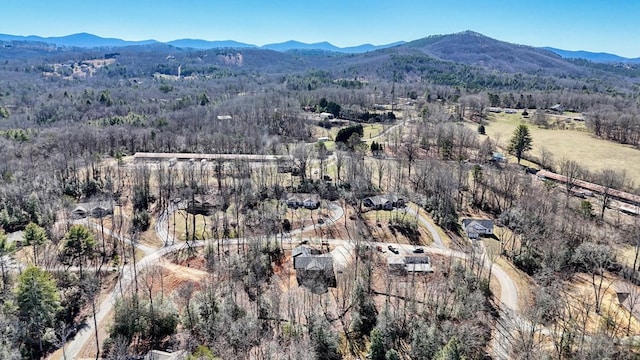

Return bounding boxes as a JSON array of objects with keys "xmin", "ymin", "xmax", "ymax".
[{"xmin": 0, "ymin": 32, "xmax": 640, "ymax": 359}]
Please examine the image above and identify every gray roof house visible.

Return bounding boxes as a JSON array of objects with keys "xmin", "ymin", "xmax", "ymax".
[
  {"xmin": 286, "ymin": 197, "xmax": 302, "ymax": 209},
  {"xmin": 144, "ymin": 350, "xmax": 184, "ymax": 360},
  {"xmin": 71, "ymin": 202, "xmax": 113, "ymax": 219},
  {"xmin": 187, "ymin": 195, "xmax": 222, "ymax": 215},
  {"xmin": 292, "ymin": 246, "xmax": 336, "ymax": 292},
  {"xmin": 387, "ymin": 255, "xmax": 433, "ymax": 274},
  {"xmin": 549, "ymin": 104, "xmax": 564, "ymax": 113},
  {"xmin": 363, "ymin": 194, "xmax": 405, "ymax": 211},
  {"xmin": 302, "ymin": 198, "xmax": 320, "ymax": 210},
  {"xmin": 286, "ymin": 195, "xmax": 320, "ymax": 210},
  {"xmin": 461, "ymin": 219, "xmax": 494, "ymax": 239},
  {"xmin": 91, "ymin": 205, "xmax": 112, "ymax": 218},
  {"xmin": 71, "ymin": 205, "xmax": 89, "ymax": 219}
]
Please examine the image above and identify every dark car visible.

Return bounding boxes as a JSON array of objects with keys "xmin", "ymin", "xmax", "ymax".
[{"xmin": 413, "ymin": 247, "xmax": 424, "ymax": 254}]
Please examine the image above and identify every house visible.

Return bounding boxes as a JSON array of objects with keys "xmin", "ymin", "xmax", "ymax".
[
  {"xmin": 187, "ymin": 195, "xmax": 221, "ymax": 215},
  {"xmin": 302, "ymin": 198, "xmax": 320, "ymax": 210},
  {"xmin": 71, "ymin": 205, "xmax": 88, "ymax": 219},
  {"xmin": 320, "ymin": 112, "xmax": 335, "ymax": 120},
  {"xmin": 6, "ymin": 231, "xmax": 24, "ymax": 247},
  {"xmin": 293, "ymin": 246, "xmax": 336, "ymax": 293},
  {"xmin": 90, "ymin": 205, "xmax": 112, "ymax": 218},
  {"xmin": 71, "ymin": 202, "xmax": 113, "ymax": 219},
  {"xmin": 363, "ymin": 194, "xmax": 405, "ymax": 211},
  {"xmin": 286, "ymin": 197, "xmax": 302, "ymax": 209},
  {"xmin": 615, "ymin": 284, "xmax": 640, "ymax": 319},
  {"xmin": 491, "ymin": 152, "xmax": 507, "ymax": 163},
  {"xmin": 620, "ymin": 204, "xmax": 640, "ymax": 216},
  {"xmin": 292, "ymin": 245, "xmax": 314, "ymax": 267},
  {"xmin": 286, "ymin": 195, "xmax": 319, "ymax": 210},
  {"xmin": 461, "ymin": 218, "xmax": 494, "ymax": 239},
  {"xmin": 387, "ymin": 255, "xmax": 433, "ymax": 275},
  {"xmin": 144, "ymin": 350, "xmax": 184, "ymax": 360},
  {"xmin": 405, "ymin": 256, "xmax": 433, "ymax": 273},
  {"xmin": 387, "ymin": 256, "xmax": 406, "ymax": 273},
  {"xmin": 549, "ymin": 104, "xmax": 564, "ymax": 113}
]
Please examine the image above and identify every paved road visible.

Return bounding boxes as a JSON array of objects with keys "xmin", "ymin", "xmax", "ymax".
[
  {"xmin": 402, "ymin": 204, "xmax": 445, "ymax": 248},
  {"xmin": 57, "ymin": 200, "xmax": 522, "ymax": 360},
  {"xmin": 59, "ymin": 201, "xmax": 344, "ymax": 360}
]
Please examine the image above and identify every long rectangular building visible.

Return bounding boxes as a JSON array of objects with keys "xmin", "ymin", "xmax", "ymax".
[
  {"xmin": 536, "ymin": 169, "xmax": 640, "ymax": 206},
  {"xmin": 134, "ymin": 152, "xmax": 293, "ymax": 163}
]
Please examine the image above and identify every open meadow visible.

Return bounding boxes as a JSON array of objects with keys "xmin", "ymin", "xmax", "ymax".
[{"xmin": 476, "ymin": 111, "xmax": 640, "ymax": 183}]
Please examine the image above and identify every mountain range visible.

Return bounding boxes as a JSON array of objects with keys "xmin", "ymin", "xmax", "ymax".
[
  {"xmin": 1, "ymin": 31, "xmax": 638, "ymax": 63},
  {"xmin": 0, "ymin": 32, "xmax": 404, "ymax": 54},
  {"xmin": 543, "ymin": 47, "xmax": 640, "ymax": 64}
]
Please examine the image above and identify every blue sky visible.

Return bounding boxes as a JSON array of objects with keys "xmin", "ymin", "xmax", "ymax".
[{"xmin": 1, "ymin": 0, "xmax": 639, "ymax": 57}]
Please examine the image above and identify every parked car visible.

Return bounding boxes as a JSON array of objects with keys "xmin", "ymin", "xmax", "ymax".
[{"xmin": 413, "ymin": 247, "xmax": 424, "ymax": 254}]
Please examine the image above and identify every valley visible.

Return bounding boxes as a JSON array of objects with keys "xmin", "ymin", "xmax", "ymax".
[{"xmin": 0, "ymin": 29, "xmax": 639, "ymax": 360}]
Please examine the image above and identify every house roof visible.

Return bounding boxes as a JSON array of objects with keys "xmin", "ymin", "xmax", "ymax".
[
  {"xmin": 387, "ymin": 256, "xmax": 433, "ymax": 272},
  {"xmin": 72, "ymin": 205, "xmax": 88, "ymax": 213},
  {"xmin": 73, "ymin": 202, "xmax": 113, "ymax": 218},
  {"xmin": 365, "ymin": 194, "xmax": 401, "ymax": 206},
  {"xmin": 620, "ymin": 204, "xmax": 640, "ymax": 215},
  {"xmin": 305, "ymin": 257, "xmax": 333, "ymax": 271},
  {"xmin": 405, "ymin": 256, "xmax": 431, "ymax": 264},
  {"xmin": 615, "ymin": 285, "xmax": 640, "ymax": 318},
  {"xmin": 144, "ymin": 350, "xmax": 184, "ymax": 360},
  {"xmin": 6, "ymin": 231, "xmax": 23, "ymax": 244},
  {"xmin": 462, "ymin": 218, "xmax": 494, "ymax": 231},
  {"xmin": 295, "ymin": 255, "xmax": 333, "ymax": 271},
  {"xmin": 536, "ymin": 169, "xmax": 640, "ymax": 206},
  {"xmin": 406, "ymin": 263, "xmax": 433, "ymax": 272},
  {"xmin": 387, "ymin": 256, "xmax": 405, "ymax": 266},
  {"xmin": 292, "ymin": 246, "xmax": 311, "ymax": 258},
  {"xmin": 191, "ymin": 195, "xmax": 221, "ymax": 206}
]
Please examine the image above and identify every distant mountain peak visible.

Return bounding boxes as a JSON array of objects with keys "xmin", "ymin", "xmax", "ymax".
[{"xmin": 456, "ymin": 30, "xmax": 485, "ymax": 37}]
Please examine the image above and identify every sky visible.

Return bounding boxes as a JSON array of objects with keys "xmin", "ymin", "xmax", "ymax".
[{"xmin": 1, "ymin": 0, "xmax": 639, "ymax": 57}]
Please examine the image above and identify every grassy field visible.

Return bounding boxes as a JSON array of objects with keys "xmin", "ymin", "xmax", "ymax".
[
  {"xmin": 312, "ymin": 124, "xmax": 385, "ymax": 142},
  {"xmin": 475, "ymin": 111, "xmax": 640, "ymax": 181}
]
